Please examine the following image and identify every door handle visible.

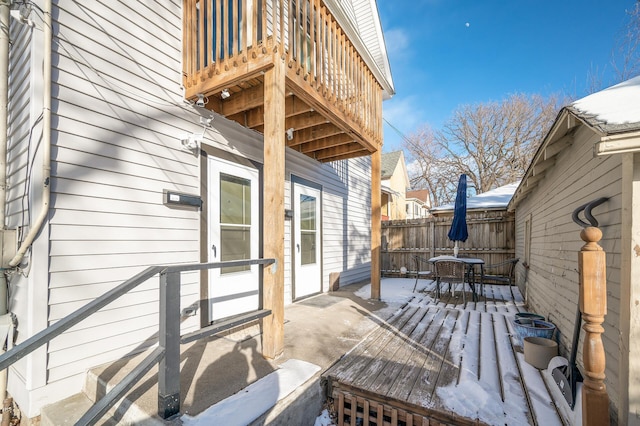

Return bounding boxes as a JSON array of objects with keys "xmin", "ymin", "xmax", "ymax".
[
  {"xmin": 212, "ymin": 244, "xmax": 217, "ymax": 258},
  {"xmin": 296, "ymin": 244, "xmax": 300, "ymax": 252}
]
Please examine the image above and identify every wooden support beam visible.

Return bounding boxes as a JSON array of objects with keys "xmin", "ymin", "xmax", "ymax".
[
  {"xmin": 532, "ymin": 157, "xmax": 555, "ymax": 176},
  {"xmin": 286, "ymin": 111, "xmax": 328, "ymax": 132},
  {"xmin": 225, "ymin": 95, "xmax": 315, "ymax": 130},
  {"xmin": 297, "ymin": 134, "xmax": 353, "ymax": 154},
  {"xmin": 544, "ymin": 132, "xmax": 573, "ymax": 160},
  {"xmin": 287, "ymin": 123, "xmax": 345, "ymax": 147},
  {"xmin": 318, "ymin": 149, "xmax": 370, "ymax": 163},
  {"xmin": 314, "ymin": 142, "xmax": 368, "ymax": 161},
  {"xmin": 219, "ymin": 84, "xmax": 265, "ymax": 116},
  {"xmin": 261, "ymin": 59, "xmax": 286, "ymax": 360},
  {"xmin": 579, "ymin": 226, "xmax": 610, "ymax": 426},
  {"xmin": 371, "ymin": 149, "xmax": 381, "ymax": 299}
]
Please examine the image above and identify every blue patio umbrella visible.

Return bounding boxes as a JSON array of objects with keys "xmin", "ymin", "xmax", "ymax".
[{"xmin": 448, "ymin": 174, "xmax": 468, "ymax": 256}]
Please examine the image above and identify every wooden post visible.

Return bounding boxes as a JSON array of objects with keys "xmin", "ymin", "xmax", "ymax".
[
  {"xmin": 579, "ymin": 226, "xmax": 610, "ymax": 426},
  {"xmin": 371, "ymin": 148, "xmax": 381, "ymax": 299},
  {"xmin": 261, "ymin": 57, "xmax": 286, "ymax": 359}
]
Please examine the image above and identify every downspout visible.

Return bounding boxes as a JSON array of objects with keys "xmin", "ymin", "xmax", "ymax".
[
  {"xmin": 0, "ymin": 0, "xmax": 11, "ymax": 406},
  {"xmin": 8, "ymin": 0, "xmax": 51, "ymax": 268}
]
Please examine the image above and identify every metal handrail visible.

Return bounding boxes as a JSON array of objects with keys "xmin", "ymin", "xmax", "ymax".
[
  {"xmin": 572, "ymin": 197, "xmax": 608, "ymax": 228},
  {"xmin": 0, "ymin": 258, "xmax": 275, "ymax": 425}
]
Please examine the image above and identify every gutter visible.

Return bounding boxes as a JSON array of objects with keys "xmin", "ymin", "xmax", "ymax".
[
  {"xmin": 594, "ymin": 130, "xmax": 640, "ymax": 156},
  {"xmin": 8, "ymin": 0, "xmax": 51, "ymax": 267},
  {"xmin": 0, "ymin": 0, "xmax": 9, "ymax": 405}
]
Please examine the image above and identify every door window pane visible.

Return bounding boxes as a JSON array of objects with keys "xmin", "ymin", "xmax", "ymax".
[
  {"xmin": 220, "ymin": 173, "xmax": 251, "ymax": 273},
  {"xmin": 300, "ymin": 194, "xmax": 316, "ymax": 265},
  {"xmin": 220, "ymin": 174, "xmax": 251, "ymax": 225},
  {"xmin": 221, "ymin": 227, "xmax": 251, "ymax": 274}
]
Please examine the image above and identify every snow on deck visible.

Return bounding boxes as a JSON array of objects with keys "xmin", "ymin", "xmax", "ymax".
[{"xmin": 324, "ymin": 279, "xmax": 566, "ymax": 425}]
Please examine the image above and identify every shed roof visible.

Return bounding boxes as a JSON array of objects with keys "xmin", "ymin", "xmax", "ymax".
[{"xmin": 431, "ymin": 182, "xmax": 519, "ymax": 213}]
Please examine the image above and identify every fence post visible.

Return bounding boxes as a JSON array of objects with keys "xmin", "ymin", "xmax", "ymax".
[
  {"xmin": 579, "ymin": 226, "xmax": 610, "ymax": 426},
  {"xmin": 158, "ymin": 270, "xmax": 181, "ymax": 419}
]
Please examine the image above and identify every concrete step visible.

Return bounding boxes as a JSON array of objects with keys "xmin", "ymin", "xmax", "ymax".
[
  {"xmin": 40, "ymin": 393, "xmax": 118, "ymax": 426},
  {"xmin": 41, "ymin": 355, "xmax": 324, "ymax": 426}
]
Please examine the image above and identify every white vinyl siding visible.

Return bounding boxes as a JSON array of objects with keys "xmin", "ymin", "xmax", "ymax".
[
  {"xmin": 514, "ymin": 124, "xmax": 622, "ymax": 416},
  {"xmin": 6, "ymin": 0, "xmax": 374, "ymax": 415},
  {"xmin": 42, "ymin": 0, "xmax": 201, "ymax": 389}
]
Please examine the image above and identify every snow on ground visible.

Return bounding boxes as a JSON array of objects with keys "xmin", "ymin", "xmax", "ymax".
[
  {"xmin": 182, "ymin": 359, "xmax": 320, "ymax": 426},
  {"xmin": 354, "ymin": 277, "xmax": 434, "ymax": 319},
  {"xmin": 437, "ymin": 379, "xmax": 529, "ymax": 425},
  {"xmin": 313, "ymin": 409, "xmax": 334, "ymax": 426}
]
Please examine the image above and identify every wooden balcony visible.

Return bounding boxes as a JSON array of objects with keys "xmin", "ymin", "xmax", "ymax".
[{"xmin": 183, "ymin": 0, "xmax": 384, "ymax": 162}]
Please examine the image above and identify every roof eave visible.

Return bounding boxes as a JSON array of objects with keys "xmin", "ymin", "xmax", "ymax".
[{"xmin": 508, "ymin": 109, "xmax": 577, "ymax": 211}]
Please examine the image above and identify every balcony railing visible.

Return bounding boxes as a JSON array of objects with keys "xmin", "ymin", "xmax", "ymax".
[{"xmin": 183, "ymin": 0, "xmax": 383, "ymax": 158}]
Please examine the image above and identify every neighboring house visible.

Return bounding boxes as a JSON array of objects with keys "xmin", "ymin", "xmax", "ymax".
[
  {"xmin": 508, "ymin": 76, "xmax": 640, "ymax": 425},
  {"xmin": 381, "ymin": 151, "xmax": 410, "ymax": 220},
  {"xmin": 2, "ymin": 0, "xmax": 394, "ymax": 419},
  {"xmin": 405, "ymin": 189, "xmax": 430, "ymax": 219}
]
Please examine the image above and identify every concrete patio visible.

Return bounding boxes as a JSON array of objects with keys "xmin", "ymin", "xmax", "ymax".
[{"xmin": 41, "ymin": 281, "xmax": 392, "ymax": 425}]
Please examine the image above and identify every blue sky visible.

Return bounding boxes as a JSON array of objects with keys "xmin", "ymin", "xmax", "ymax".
[{"xmin": 378, "ymin": 0, "xmax": 636, "ymax": 152}]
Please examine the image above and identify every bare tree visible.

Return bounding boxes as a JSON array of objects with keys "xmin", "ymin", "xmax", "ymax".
[
  {"xmin": 612, "ymin": 1, "xmax": 640, "ymax": 82},
  {"xmin": 403, "ymin": 126, "xmax": 456, "ymax": 207},
  {"xmin": 405, "ymin": 93, "xmax": 562, "ymax": 205}
]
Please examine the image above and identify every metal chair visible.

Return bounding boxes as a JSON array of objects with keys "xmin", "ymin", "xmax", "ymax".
[
  {"xmin": 433, "ymin": 259, "xmax": 471, "ymax": 303},
  {"xmin": 480, "ymin": 258, "xmax": 519, "ymax": 299},
  {"xmin": 412, "ymin": 255, "xmax": 434, "ymax": 292}
]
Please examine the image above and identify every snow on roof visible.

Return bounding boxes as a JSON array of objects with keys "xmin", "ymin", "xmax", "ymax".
[
  {"xmin": 569, "ymin": 75, "xmax": 640, "ymax": 133},
  {"xmin": 431, "ymin": 182, "xmax": 520, "ymax": 212}
]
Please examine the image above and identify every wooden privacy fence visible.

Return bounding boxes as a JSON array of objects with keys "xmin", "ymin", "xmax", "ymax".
[{"xmin": 381, "ymin": 210, "xmax": 515, "ymax": 276}]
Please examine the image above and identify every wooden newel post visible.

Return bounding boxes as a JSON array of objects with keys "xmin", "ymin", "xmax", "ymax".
[{"xmin": 578, "ymin": 226, "xmax": 610, "ymax": 426}]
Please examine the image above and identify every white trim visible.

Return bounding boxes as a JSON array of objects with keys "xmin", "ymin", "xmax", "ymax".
[{"xmin": 595, "ymin": 131, "xmax": 640, "ymax": 156}]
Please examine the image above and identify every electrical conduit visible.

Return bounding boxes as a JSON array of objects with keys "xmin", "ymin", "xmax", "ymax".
[{"xmin": 8, "ymin": 0, "xmax": 51, "ymax": 268}]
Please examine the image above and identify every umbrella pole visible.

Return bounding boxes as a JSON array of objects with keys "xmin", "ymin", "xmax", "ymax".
[{"xmin": 454, "ymin": 241, "xmax": 459, "ymax": 257}]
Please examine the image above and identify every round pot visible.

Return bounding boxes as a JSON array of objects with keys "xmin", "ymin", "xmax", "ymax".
[
  {"xmin": 515, "ymin": 312, "xmax": 545, "ymax": 322},
  {"xmin": 524, "ymin": 337, "xmax": 558, "ymax": 369},
  {"xmin": 513, "ymin": 318, "xmax": 556, "ymax": 344}
]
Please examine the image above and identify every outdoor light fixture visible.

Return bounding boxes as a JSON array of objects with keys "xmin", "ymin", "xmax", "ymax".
[
  {"xmin": 10, "ymin": 3, "xmax": 33, "ymax": 26},
  {"xmin": 220, "ymin": 89, "xmax": 230, "ymax": 99},
  {"xmin": 285, "ymin": 128, "xmax": 294, "ymax": 141},
  {"xmin": 195, "ymin": 93, "xmax": 207, "ymax": 107}
]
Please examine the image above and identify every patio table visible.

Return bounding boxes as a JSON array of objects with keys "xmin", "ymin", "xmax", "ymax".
[{"xmin": 428, "ymin": 255, "xmax": 485, "ymax": 301}]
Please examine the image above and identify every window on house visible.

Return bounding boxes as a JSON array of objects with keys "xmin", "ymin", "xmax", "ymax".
[{"xmin": 524, "ymin": 214, "xmax": 532, "ymax": 266}]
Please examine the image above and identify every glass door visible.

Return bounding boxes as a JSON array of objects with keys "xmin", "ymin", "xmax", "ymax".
[{"xmin": 293, "ymin": 181, "xmax": 321, "ymax": 299}]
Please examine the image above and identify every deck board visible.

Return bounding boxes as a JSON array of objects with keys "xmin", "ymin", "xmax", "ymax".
[
  {"xmin": 367, "ymin": 307, "xmax": 438, "ymax": 395},
  {"xmin": 353, "ymin": 306, "xmax": 430, "ymax": 390},
  {"xmin": 385, "ymin": 308, "xmax": 449, "ymax": 402},
  {"xmin": 324, "ymin": 284, "xmax": 565, "ymax": 426},
  {"xmin": 406, "ymin": 308, "xmax": 459, "ymax": 406}
]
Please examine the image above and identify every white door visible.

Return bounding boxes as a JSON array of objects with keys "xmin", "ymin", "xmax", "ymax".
[
  {"xmin": 293, "ymin": 182, "xmax": 321, "ymax": 299},
  {"xmin": 208, "ymin": 157, "xmax": 259, "ymax": 321}
]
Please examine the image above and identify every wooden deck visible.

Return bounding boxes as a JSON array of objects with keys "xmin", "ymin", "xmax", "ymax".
[{"xmin": 323, "ymin": 283, "xmax": 567, "ymax": 426}]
